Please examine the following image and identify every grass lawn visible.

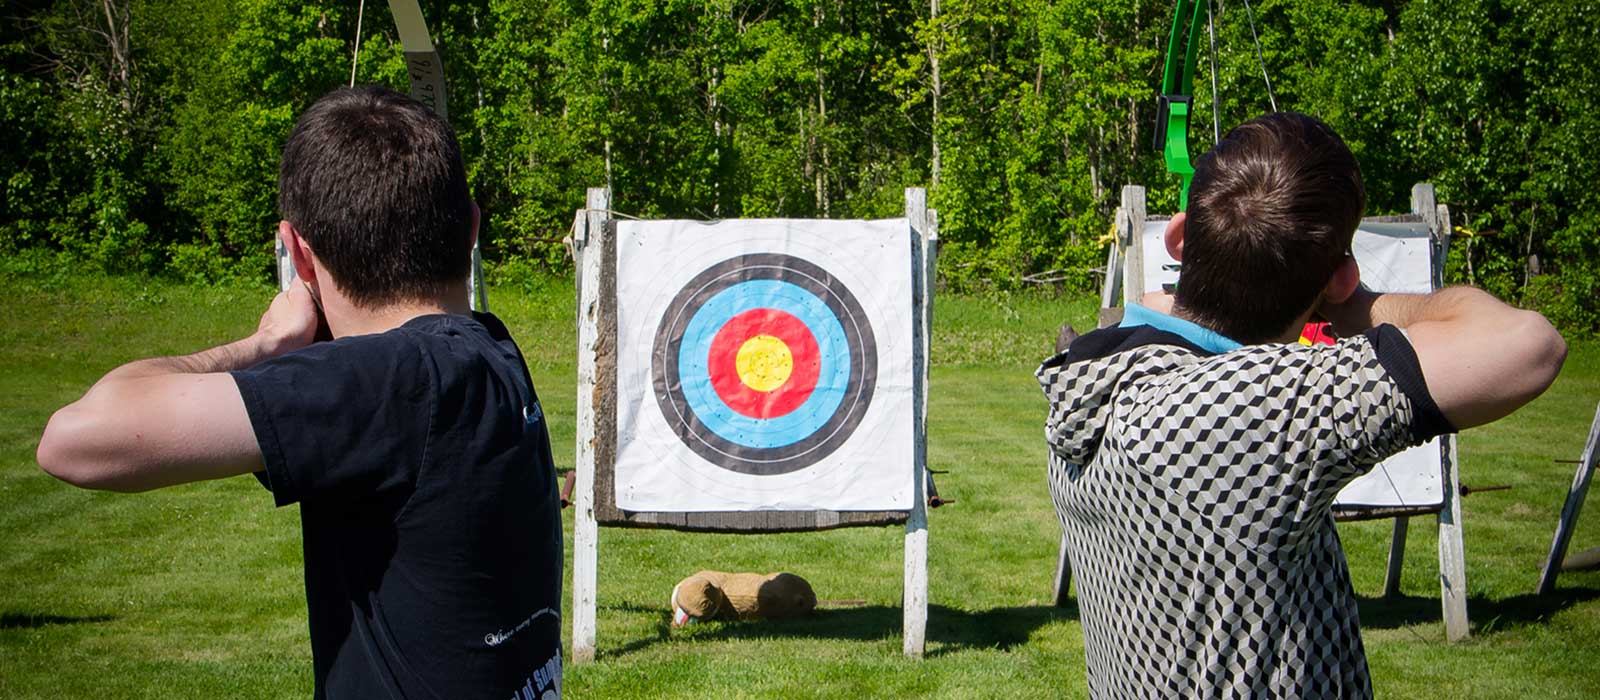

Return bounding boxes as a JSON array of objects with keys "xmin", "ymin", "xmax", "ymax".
[{"xmin": 1, "ymin": 269, "xmax": 1597, "ymax": 698}]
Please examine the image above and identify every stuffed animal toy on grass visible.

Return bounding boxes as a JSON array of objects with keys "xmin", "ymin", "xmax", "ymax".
[{"xmin": 671, "ymin": 570, "xmax": 817, "ymax": 627}]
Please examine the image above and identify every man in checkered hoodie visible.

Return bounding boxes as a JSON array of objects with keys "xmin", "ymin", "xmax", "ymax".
[{"xmin": 1038, "ymin": 112, "xmax": 1567, "ymax": 698}]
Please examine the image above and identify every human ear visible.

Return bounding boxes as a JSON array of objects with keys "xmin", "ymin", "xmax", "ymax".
[
  {"xmin": 1164, "ymin": 212, "xmax": 1187, "ymax": 262},
  {"xmin": 280, "ymin": 221, "xmax": 319, "ymax": 290},
  {"xmin": 1323, "ymin": 255, "xmax": 1361, "ymax": 304}
]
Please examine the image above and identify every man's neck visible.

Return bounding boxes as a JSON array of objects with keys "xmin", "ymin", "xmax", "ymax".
[
  {"xmin": 323, "ymin": 287, "xmax": 474, "ymax": 339},
  {"xmin": 1169, "ymin": 302, "xmax": 1310, "ymax": 346}
]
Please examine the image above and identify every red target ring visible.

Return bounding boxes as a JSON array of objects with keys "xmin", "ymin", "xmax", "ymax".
[{"xmin": 707, "ymin": 308, "xmax": 821, "ymax": 419}]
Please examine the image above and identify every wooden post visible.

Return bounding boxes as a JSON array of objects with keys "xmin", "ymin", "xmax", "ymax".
[
  {"xmin": 1412, "ymin": 183, "xmax": 1446, "ymax": 291},
  {"xmin": 902, "ymin": 188, "xmax": 933, "ymax": 659},
  {"xmin": 1383, "ymin": 517, "xmax": 1409, "ymax": 597},
  {"xmin": 572, "ymin": 186, "xmax": 610, "ymax": 664},
  {"xmin": 1120, "ymin": 186, "xmax": 1147, "ymax": 306},
  {"xmin": 1414, "ymin": 186, "xmax": 1469, "ymax": 641},
  {"xmin": 1538, "ymin": 402, "xmax": 1600, "ymax": 594},
  {"xmin": 1099, "ymin": 231, "xmax": 1122, "ymax": 311},
  {"xmin": 1437, "ymin": 434, "xmax": 1469, "ymax": 641},
  {"xmin": 1052, "ymin": 532, "xmax": 1072, "ymax": 606}
]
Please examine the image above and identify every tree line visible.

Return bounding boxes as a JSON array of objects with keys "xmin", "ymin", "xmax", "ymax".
[{"xmin": 2, "ymin": 0, "xmax": 1595, "ymax": 333}]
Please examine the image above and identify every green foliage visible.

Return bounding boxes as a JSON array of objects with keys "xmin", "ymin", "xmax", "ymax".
[{"xmin": 0, "ymin": 0, "xmax": 1596, "ymax": 331}]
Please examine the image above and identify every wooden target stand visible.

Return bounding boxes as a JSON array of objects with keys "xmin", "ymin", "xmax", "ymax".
[
  {"xmin": 1053, "ymin": 183, "xmax": 1470, "ymax": 642},
  {"xmin": 570, "ymin": 187, "xmax": 940, "ymax": 662},
  {"xmin": 1537, "ymin": 401, "xmax": 1600, "ymax": 594}
]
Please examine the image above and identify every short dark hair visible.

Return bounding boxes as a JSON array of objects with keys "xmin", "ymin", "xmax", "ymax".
[
  {"xmin": 1175, "ymin": 112, "xmax": 1366, "ymax": 343},
  {"xmin": 278, "ymin": 86, "xmax": 472, "ymax": 308}
]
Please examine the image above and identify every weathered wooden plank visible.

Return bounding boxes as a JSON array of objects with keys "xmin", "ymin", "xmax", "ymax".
[
  {"xmin": 1415, "ymin": 189, "xmax": 1469, "ymax": 642},
  {"xmin": 1332, "ymin": 504, "xmax": 1441, "ymax": 522},
  {"xmin": 1098, "ymin": 307, "xmax": 1125, "ymax": 330},
  {"xmin": 592, "ymin": 218, "xmax": 623, "ymax": 525},
  {"xmin": 1383, "ymin": 517, "xmax": 1410, "ymax": 597},
  {"xmin": 1538, "ymin": 401, "xmax": 1600, "ymax": 594},
  {"xmin": 1052, "ymin": 532, "xmax": 1072, "ymax": 607},
  {"xmin": 1120, "ymin": 186, "xmax": 1146, "ymax": 307},
  {"xmin": 600, "ymin": 508, "xmax": 907, "ymax": 532},
  {"xmin": 1363, "ymin": 214, "xmax": 1426, "ymax": 224},
  {"xmin": 815, "ymin": 509, "xmax": 841, "ymax": 529},
  {"xmin": 1099, "ymin": 229, "xmax": 1122, "ymax": 311},
  {"xmin": 1437, "ymin": 434, "xmax": 1469, "ymax": 641},
  {"xmin": 771, "ymin": 511, "xmax": 807, "ymax": 530},
  {"xmin": 903, "ymin": 187, "xmax": 932, "ymax": 659},
  {"xmin": 571, "ymin": 187, "xmax": 610, "ymax": 664}
]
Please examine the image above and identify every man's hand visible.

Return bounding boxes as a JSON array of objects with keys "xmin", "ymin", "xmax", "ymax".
[
  {"xmin": 254, "ymin": 282, "xmax": 323, "ymax": 357},
  {"xmin": 1140, "ymin": 290, "xmax": 1177, "ymax": 315},
  {"xmin": 1316, "ymin": 285, "xmax": 1380, "ymax": 339}
]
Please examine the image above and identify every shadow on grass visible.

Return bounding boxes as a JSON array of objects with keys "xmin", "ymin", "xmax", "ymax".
[
  {"xmin": 596, "ymin": 601, "xmax": 1077, "ymax": 659},
  {"xmin": 1356, "ymin": 586, "xmax": 1600, "ymax": 633},
  {"xmin": 0, "ymin": 612, "xmax": 115, "ymax": 629}
]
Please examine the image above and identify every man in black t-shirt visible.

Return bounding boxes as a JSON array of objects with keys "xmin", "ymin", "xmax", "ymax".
[{"xmin": 38, "ymin": 86, "xmax": 563, "ymax": 699}]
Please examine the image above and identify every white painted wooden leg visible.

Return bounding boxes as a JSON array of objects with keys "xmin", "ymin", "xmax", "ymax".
[
  {"xmin": 572, "ymin": 189, "xmax": 609, "ymax": 664},
  {"xmin": 572, "ymin": 463, "xmax": 598, "ymax": 663},
  {"xmin": 1053, "ymin": 532, "xmax": 1073, "ymax": 606},
  {"xmin": 1384, "ymin": 516, "xmax": 1409, "ymax": 598},
  {"xmin": 1538, "ymin": 402, "xmax": 1600, "ymax": 595},
  {"xmin": 903, "ymin": 502, "xmax": 928, "ymax": 659},
  {"xmin": 902, "ymin": 187, "xmax": 932, "ymax": 660},
  {"xmin": 1438, "ymin": 435, "xmax": 1470, "ymax": 641}
]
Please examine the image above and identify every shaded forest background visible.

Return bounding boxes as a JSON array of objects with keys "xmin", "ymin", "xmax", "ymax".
[{"xmin": 2, "ymin": 0, "xmax": 1596, "ymax": 332}]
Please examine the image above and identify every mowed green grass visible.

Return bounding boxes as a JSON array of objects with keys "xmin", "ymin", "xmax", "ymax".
[{"xmin": 1, "ymin": 270, "xmax": 1597, "ymax": 698}]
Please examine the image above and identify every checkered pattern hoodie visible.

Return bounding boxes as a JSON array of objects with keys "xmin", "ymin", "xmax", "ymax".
[{"xmin": 1038, "ymin": 322, "xmax": 1451, "ymax": 699}]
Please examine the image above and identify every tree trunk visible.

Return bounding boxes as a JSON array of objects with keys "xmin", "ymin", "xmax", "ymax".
[
  {"xmin": 814, "ymin": 3, "xmax": 830, "ymax": 216},
  {"xmin": 929, "ymin": 0, "xmax": 942, "ymax": 191},
  {"xmin": 98, "ymin": 0, "xmax": 133, "ymax": 113}
]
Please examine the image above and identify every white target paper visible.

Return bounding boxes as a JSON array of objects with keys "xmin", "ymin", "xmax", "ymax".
[
  {"xmin": 1137, "ymin": 218, "xmax": 1445, "ymax": 509},
  {"xmin": 614, "ymin": 219, "xmax": 917, "ymax": 512}
]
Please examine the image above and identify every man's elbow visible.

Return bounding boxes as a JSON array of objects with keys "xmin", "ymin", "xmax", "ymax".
[
  {"xmin": 37, "ymin": 408, "xmax": 142, "ymax": 492},
  {"xmin": 1513, "ymin": 310, "xmax": 1568, "ymax": 397}
]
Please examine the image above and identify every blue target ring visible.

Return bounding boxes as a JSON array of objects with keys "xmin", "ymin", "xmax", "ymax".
[{"xmin": 653, "ymin": 253, "xmax": 877, "ymax": 475}]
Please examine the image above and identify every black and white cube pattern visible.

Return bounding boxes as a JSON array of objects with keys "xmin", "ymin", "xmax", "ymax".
[{"xmin": 1040, "ymin": 336, "xmax": 1422, "ymax": 699}]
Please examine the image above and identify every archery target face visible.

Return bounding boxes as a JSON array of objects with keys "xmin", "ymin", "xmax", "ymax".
[{"xmin": 614, "ymin": 219, "xmax": 916, "ymax": 512}]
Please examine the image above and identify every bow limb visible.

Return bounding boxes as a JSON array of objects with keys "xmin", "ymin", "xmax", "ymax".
[
  {"xmin": 1155, "ymin": 0, "xmax": 1205, "ymax": 209},
  {"xmin": 386, "ymin": 1, "xmax": 487, "ymax": 312},
  {"xmin": 388, "ymin": 0, "xmax": 450, "ymax": 120}
]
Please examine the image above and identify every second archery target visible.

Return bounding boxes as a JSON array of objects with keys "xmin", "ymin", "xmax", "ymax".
[{"xmin": 613, "ymin": 219, "xmax": 917, "ymax": 512}]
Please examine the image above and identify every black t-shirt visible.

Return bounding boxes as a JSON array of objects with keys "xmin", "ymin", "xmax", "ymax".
[{"xmin": 232, "ymin": 312, "xmax": 563, "ymax": 700}]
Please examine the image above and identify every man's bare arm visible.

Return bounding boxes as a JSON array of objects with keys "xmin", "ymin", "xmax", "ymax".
[
  {"xmin": 1322, "ymin": 286, "xmax": 1567, "ymax": 430},
  {"xmin": 37, "ymin": 284, "xmax": 321, "ymax": 492}
]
